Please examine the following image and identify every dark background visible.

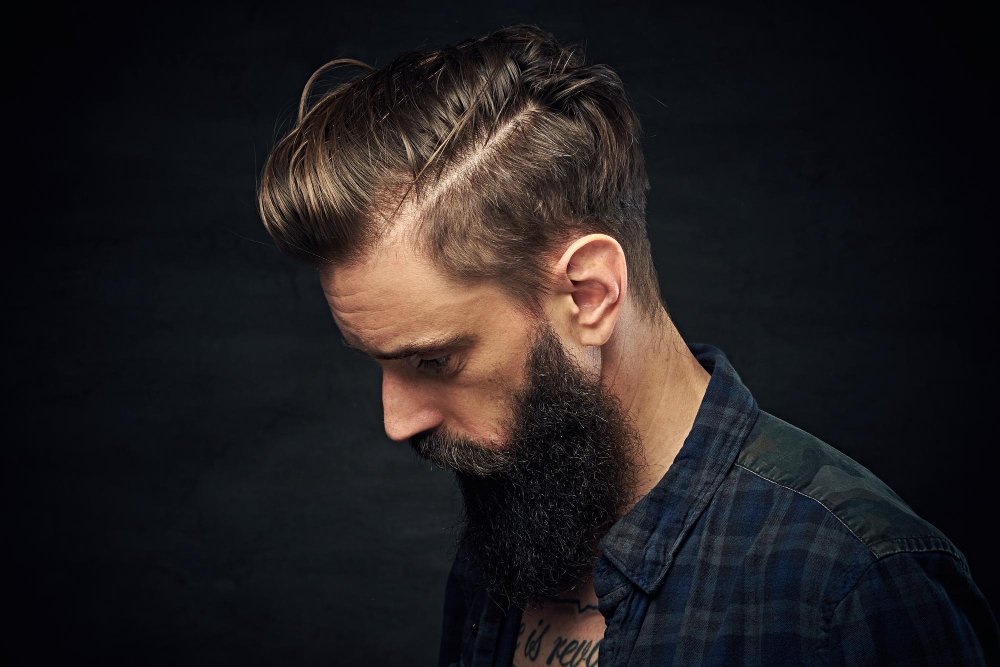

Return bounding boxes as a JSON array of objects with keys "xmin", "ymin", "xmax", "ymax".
[{"xmin": 11, "ymin": 0, "xmax": 997, "ymax": 664}]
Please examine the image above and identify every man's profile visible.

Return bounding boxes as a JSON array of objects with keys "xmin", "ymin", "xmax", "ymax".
[{"xmin": 255, "ymin": 24, "xmax": 999, "ymax": 666}]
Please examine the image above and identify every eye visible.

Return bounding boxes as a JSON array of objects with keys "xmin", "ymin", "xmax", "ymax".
[{"xmin": 411, "ymin": 354, "xmax": 454, "ymax": 374}]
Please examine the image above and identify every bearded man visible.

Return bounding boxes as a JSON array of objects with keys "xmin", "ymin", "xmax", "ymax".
[{"xmin": 256, "ymin": 24, "xmax": 999, "ymax": 667}]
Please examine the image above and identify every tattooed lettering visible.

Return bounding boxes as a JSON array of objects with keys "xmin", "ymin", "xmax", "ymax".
[
  {"xmin": 515, "ymin": 614, "xmax": 602, "ymax": 666},
  {"xmin": 546, "ymin": 636, "xmax": 601, "ymax": 666},
  {"xmin": 524, "ymin": 618, "xmax": 549, "ymax": 661}
]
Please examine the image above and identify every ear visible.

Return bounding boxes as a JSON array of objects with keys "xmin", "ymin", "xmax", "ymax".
[{"xmin": 549, "ymin": 233, "xmax": 628, "ymax": 347}]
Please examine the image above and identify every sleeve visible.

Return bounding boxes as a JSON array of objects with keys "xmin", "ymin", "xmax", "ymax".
[
  {"xmin": 821, "ymin": 550, "xmax": 1000, "ymax": 666},
  {"xmin": 437, "ymin": 550, "xmax": 470, "ymax": 667}
]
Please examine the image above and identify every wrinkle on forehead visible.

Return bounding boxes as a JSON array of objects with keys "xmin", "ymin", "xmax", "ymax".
[
  {"xmin": 320, "ymin": 235, "xmax": 500, "ymax": 349},
  {"xmin": 324, "ymin": 247, "xmax": 460, "ymax": 309}
]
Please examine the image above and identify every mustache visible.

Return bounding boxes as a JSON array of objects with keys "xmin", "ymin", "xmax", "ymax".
[{"xmin": 409, "ymin": 429, "xmax": 515, "ymax": 476}]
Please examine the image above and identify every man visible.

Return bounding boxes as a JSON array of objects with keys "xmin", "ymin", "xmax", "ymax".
[{"xmin": 256, "ymin": 24, "xmax": 999, "ymax": 666}]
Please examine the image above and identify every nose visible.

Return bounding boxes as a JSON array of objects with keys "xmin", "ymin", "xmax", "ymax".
[{"xmin": 381, "ymin": 367, "xmax": 443, "ymax": 442}]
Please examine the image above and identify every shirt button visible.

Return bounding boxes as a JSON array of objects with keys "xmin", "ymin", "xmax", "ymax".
[{"xmin": 471, "ymin": 622, "xmax": 478, "ymax": 634}]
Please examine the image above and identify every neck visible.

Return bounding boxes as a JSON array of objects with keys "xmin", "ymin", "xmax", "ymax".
[{"xmin": 602, "ymin": 306, "xmax": 711, "ymax": 513}]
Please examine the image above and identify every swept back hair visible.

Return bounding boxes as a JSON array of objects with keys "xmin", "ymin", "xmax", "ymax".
[{"xmin": 256, "ymin": 24, "xmax": 666, "ymax": 322}]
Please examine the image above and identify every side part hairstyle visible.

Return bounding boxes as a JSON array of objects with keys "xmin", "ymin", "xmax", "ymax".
[{"xmin": 256, "ymin": 24, "xmax": 666, "ymax": 322}]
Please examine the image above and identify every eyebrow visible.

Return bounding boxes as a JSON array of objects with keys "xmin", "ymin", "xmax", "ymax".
[{"xmin": 340, "ymin": 332, "xmax": 477, "ymax": 361}]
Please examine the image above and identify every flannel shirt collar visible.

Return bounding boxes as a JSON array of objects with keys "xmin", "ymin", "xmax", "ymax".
[{"xmin": 595, "ymin": 342, "xmax": 761, "ymax": 597}]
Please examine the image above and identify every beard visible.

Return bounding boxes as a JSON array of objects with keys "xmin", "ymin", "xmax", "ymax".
[{"xmin": 409, "ymin": 321, "xmax": 645, "ymax": 610}]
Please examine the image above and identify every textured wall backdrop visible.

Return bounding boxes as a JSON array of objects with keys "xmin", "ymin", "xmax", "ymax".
[{"xmin": 10, "ymin": 1, "xmax": 996, "ymax": 664}]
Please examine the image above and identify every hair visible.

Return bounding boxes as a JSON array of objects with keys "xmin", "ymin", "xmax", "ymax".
[{"xmin": 256, "ymin": 24, "xmax": 666, "ymax": 322}]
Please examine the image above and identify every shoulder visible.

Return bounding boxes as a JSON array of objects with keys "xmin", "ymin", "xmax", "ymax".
[
  {"xmin": 729, "ymin": 412, "xmax": 1000, "ymax": 661},
  {"xmin": 734, "ymin": 409, "xmax": 965, "ymax": 563}
]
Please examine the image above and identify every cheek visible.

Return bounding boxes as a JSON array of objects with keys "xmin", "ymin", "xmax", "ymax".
[
  {"xmin": 443, "ymin": 366, "xmax": 511, "ymax": 414},
  {"xmin": 439, "ymin": 359, "xmax": 520, "ymax": 431}
]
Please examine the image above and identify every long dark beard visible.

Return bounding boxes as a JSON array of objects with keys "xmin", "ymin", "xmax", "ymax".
[{"xmin": 413, "ymin": 323, "xmax": 644, "ymax": 610}]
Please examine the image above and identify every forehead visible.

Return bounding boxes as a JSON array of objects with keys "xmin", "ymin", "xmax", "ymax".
[{"xmin": 319, "ymin": 241, "xmax": 521, "ymax": 351}]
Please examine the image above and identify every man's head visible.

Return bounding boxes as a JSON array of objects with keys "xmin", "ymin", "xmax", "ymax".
[
  {"xmin": 318, "ymin": 236, "xmax": 646, "ymax": 610},
  {"xmin": 256, "ymin": 25, "xmax": 667, "ymax": 608}
]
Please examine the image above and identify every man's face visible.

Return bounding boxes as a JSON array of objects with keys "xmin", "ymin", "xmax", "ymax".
[
  {"xmin": 322, "ymin": 241, "xmax": 643, "ymax": 609},
  {"xmin": 322, "ymin": 242, "xmax": 537, "ymax": 449}
]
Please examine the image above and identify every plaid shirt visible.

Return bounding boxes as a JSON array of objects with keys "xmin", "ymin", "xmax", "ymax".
[{"xmin": 437, "ymin": 342, "xmax": 1000, "ymax": 666}]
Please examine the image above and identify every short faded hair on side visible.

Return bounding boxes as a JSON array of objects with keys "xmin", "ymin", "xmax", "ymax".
[{"xmin": 256, "ymin": 23, "xmax": 666, "ymax": 322}]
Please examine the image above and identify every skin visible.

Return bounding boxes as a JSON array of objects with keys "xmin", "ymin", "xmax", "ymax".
[
  {"xmin": 515, "ymin": 589, "xmax": 607, "ymax": 666},
  {"xmin": 320, "ymin": 226, "xmax": 712, "ymax": 656},
  {"xmin": 320, "ymin": 231, "xmax": 711, "ymax": 501}
]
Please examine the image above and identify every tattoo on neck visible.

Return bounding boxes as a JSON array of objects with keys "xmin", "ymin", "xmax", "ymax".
[
  {"xmin": 548, "ymin": 597, "xmax": 599, "ymax": 614},
  {"xmin": 514, "ymin": 616, "xmax": 602, "ymax": 666}
]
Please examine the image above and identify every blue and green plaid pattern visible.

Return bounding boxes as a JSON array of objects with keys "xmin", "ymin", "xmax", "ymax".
[{"xmin": 438, "ymin": 343, "xmax": 1000, "ymax": 666}]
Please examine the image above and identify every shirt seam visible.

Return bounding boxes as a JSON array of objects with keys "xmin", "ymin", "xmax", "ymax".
[
  {"xmin": 814, "ymin": 549, "xmax": 968, "ymax": 665},
  {"xmin": 814, "ymin": 552, "xmax": 884, "ymax": 666},
  {"xmin": 733, "ymin": 462, "xmax": 874, "ymax": 556},
  {"xmin": 869, "ymin": 538, "xmax": 968, "ymax": 565}
]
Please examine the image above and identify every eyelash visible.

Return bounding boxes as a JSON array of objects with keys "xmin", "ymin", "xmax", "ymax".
[{"xmin": 413, "ymin": 354, "xmax": 454, "ymax": 374}]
